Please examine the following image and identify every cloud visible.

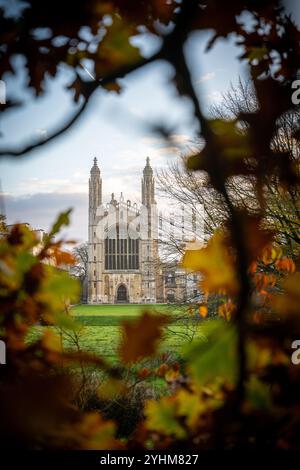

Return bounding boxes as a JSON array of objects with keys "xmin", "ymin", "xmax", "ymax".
[
  {"xmin": 207, "ymin": 90, "xmax": 223, "ymax": 103},
  {"xmin": 140, "ymin": 136, "xmax": 166, "ymax": 146},
  {"xmin": 3, "ymin": 191, "xmax": 88, "ymax": 243},
  {"xmin": 151, "ymin": 146, "xmax": 180, "ymax": 157},
  {"xmin": 196, "ymin": 72, "xmax": 215, "ymax": 84},
  {"xmin": 2, "ymin": 154, "xmax": 181, "ymax": 243},
  {"xmin": 169, "ymin": 134, "xmax": 190, "ymax": 144},
  {"xmin": 141, "ymin": 133, "xmax": 190, "ymax": 146},
  {"xmin": 35, "ymin": 128, "xmax": 48, "ymax": 139},
  {"xmin": 15, "ymin": 173, "xmax": 89, "ymax": 195}
]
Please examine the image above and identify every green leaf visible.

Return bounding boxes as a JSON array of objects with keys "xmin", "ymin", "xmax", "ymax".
[
  {"xmin": 145, "ymin": 397, "xmax": 186, "ymax": 439},
  {"xmin": 47, "ymin": 209, "xmax": 72, "ymax": 239},
  {"xmin": 54, "ymin": 312, "xmax": 81, "ymax": 332},
  {"xmin": 183, "ymin": 320, "xmax": 237, "ymax": 385},
  {"xmin": 246, "ymin": 376, "xmax": 271, "ymax": 410},
  {"xmin": 16, "ymin": 252, "xmax": 37, "ymax": 274}
]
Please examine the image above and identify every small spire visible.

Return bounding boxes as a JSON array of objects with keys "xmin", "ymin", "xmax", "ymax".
[
  {"xmin": 110, "ymin": 192, "xmax": 117, "ymax": 206},
  {"xmin": 143, "ymin": 156, "xmax": 153, "ymax": 175},
  {"xmin": 91, "ymin": 157, "xmax": 100, "ymax": 175}
]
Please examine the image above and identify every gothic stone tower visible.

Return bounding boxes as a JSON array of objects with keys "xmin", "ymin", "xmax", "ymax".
[
  {"xmin": 87, "ymin": 157, "xmax": 158, "ymax": 304},
  {"xmin": 140, "ymin": 157, "xmax": 158, "ymax": 303},
  {"xmin": 88, "ymin": 158, "xmax": 103, "ymax": 302}
]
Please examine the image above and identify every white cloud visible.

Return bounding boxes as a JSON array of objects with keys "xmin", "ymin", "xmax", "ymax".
[
  {"xmin": 35, "ymin": 128, "xmax": 48, "ymax": 139},
  {"xmin": 140, "ymin": 136, "xmax": 166, "ymax": 146},
  {"xmin": 3, "ymin": 191, "xmax": 88, "ymax": 242},
  {"xmin": 170, "ymin": 134, "xmax": 190, "ymax": 144},
  {"xmin": 207, "ymin": 90, "xmax": 223, "ymax": 103},
  {"xmin": 15, "ymin": 174, "xmax": 89, "ymax": 195},
  {"xmin": 196, "ymin": 72, "xmax": 215, "ymax": 84},
  {"xmin": 151, "ymin": 146, "xmax": 180, "ymax": 157},
  {"xmin": 141, "ymin": 133, "xmax": 190, "ymax": 147}
]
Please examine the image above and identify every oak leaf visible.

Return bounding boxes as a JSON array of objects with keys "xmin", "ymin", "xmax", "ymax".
[{"xmin": 118, "ymin": 311, "xmax": 169, "ymax": 364}]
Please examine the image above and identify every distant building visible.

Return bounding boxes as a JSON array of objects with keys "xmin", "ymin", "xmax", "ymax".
[
  {"xmin": 88, "ymin": 158, "xmax": 200, "ymax": 304},
  {"xmin": 1, "ymin": 223, "xmax": 70, "ymax": 270},
  {"xmin": 2, "ymin": 223, "xmax": 46, "ymax": 253}
]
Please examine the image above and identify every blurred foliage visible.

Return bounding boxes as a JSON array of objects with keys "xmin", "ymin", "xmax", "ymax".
[
  {"xmin": 0, "ymin": 0, "xmax": 300, "ymax": 450},
  {"xmin": 0, "ymin": 212, "xmax": 119, "ymax": 449}
]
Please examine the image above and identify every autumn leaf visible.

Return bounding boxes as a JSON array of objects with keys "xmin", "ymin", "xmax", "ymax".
[
  {"xmin": 52, "ymin": 247, "xmax": 76, "ymax": 267},
  {"xmin": 199, "ymin": 304, "xmax": 208, "ymax": 318},
  {"xmin": 98, "ymin": 378, "xmax": 126, "ymax": 400},
  {"xmin": 156, "ymin": 363, "xmax": 169, "ymax": 378},
  {"xmin": 186, "ymin": 119, "xmax": 252, "ymax": 179},
  {"xmin": 183, "ymin": 320, "xmax": 237, "ymax": 386},
  {"xmin": 96, "ymin": 14, "xmax": 141, "ymax": 76},
  {"xmin": 102, "ymin": 80, "xmax": 122, "ymax": 94},
  {"xmin": 261, "ymin": 244, "xmax": 283, "ymax": 265},
  {"xmin": 72, "ymin": 412, "xmax": 118, "ymax": 450},
  {"xmin": 41, "ymin": 330, "xmax": 62, "ymax": 352},
  {"xmin": 165, "ymin": 368, "xmax": 180, "ymax": 382},
  {"xmin": 182, "ymin": 230, "xmax": 239, "ymax": 295},
  {"xmin": 230, "ymin": 213, "xmax": 274, "ymax": 264},
  {"xmin": 118, "ymin": 311, "xmax": 169, "ymax": 364},
  {"xmin": 175, "ymin": 389, "xmax": 205, "ymax": 428},
  {"xmin": 218, "ymin": 298, "xmax": 236, "ymax": 320},
  {"xmin": 275, "ymin": 258, "xmax": 296, "ymax": 273},
  {"xmin": 137, "ymin": 367, "xmax": 151, "ymax": 379},
  {"xmin": 145, "ymin": 396, "xmax": 186, "ymax": 439},
  {"xmin": 145, "ymin": 389, "xmax": 205, "ymax": 437},
  {"xmin": 273, "ymin": 273, "xmax": 300, "ymax": 315},
  {"xmin": 46, "ymin": 209, "xmax": 72, "ymax": 241}
]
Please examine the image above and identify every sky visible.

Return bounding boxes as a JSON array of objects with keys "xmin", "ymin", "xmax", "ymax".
[{"xmin": 0, "ymin": 1, "xmax": 299, "ymax": 243}]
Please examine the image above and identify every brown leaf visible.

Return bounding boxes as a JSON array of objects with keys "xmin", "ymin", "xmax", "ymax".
[{"xmin": 118, "ymin": 311, "xmax": 169, "ymax": 364}]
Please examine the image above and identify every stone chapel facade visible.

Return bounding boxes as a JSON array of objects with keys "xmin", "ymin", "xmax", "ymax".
[
  {"xmin": 87, "ymin": 157, "xmax": 201, "ymax": 304},
  {"xmin": 88, "ymin": 157, "xmax": 162, "ymax": 304}
]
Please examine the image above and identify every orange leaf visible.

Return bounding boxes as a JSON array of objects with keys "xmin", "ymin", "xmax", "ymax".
[
  {"xmin": 137, "ymin": 367, "xmax": 151, "ymax": 379},
  {"xmin": 156, "ymin": 363, "xmax": 169, "ymax": 378},
  {"xmin": 118, "ymin": 311, "xmax": 169, "ymax": 364},
  {"xmin": 199, "ymin": 305, "xmax": 208, "ymax": 318}
]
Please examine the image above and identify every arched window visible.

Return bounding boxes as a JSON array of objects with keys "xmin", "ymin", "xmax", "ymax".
[{"xmin": 105, "ymin": 225, "xmax": 139, "ymax": 271}]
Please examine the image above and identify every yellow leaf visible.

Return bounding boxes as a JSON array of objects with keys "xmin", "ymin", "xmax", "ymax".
[
  {"xmin": 98, "ymin": 378, "xmax": 126, "ymax": 400},
  {"xmin": 273, "ymin": 272, "xmax": 300, "ymax": 315},
  {"xmin": 182, "ymin": 231, "xmax": 238, "ymax": 295},
  {"xmin": 176, "ymin": 389, "xmax": 205, "ymax": 428},
  {"xmin": 42, "ymin": 330, "xmax": 62, "ymax": 352},
  {"xmin": 145, "ymin": 397, "xmax": 186, "ymax": 439}
]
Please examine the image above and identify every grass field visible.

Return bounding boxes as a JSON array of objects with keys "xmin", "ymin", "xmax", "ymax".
[
  {"xmin": 63, "ymin": 303, "xmax": 205, "ymax": 361},
  {"xmin": 71, "ymin": 303, "xmax": 182, "ymax": 318},
  {"xmin": 29, "ymin": 304, "xmax": 205, "ymax": 363}
]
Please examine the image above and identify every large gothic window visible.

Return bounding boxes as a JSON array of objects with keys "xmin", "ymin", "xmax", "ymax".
[{"xmin": 105, "ymin": 232, "xmax": 139, "ymax": 270}]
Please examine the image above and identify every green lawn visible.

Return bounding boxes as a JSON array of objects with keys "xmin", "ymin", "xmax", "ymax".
[
  {"xmin": 30, "ymin": 304, "xmax": 205, "ymax": 362},
  {"xmin": 71, "ymin": 303, "xmax": 180, "ymax": 317},
  {"xmin": 66, "ymin": 304, "xmax": 205, "ymax": 361}
]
